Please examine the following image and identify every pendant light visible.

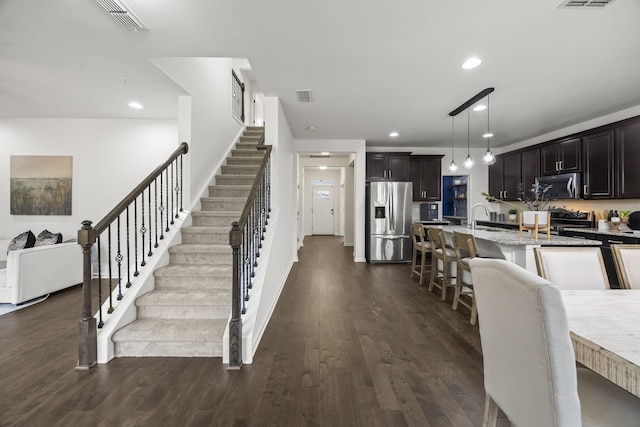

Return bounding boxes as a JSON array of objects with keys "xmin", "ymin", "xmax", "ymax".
[
  {"xmin": 449, "ymin": 116, "xmax": 458, "ymax": 171},
  {"xmin": 482, "ymin": 93, "xmax": 496, "ymax": 165},
  {"xmin": 463, "ymin": 108, "xmax": 474, "ymax": 169}
]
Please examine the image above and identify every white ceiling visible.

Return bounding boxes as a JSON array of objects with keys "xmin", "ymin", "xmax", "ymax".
[{"xmin": 2, "ymin": 0, "xmax": 639, "ymax": 149}]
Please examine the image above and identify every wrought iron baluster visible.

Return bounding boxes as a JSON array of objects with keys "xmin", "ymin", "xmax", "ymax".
[
  {"xmin": 133, "ymin": 199, "xmax": 139, "ymax": 277},
  {"xmin": 254, "ymin": 198, "xmax": 260, "ymax": 260},
  {"xmin": 97, "ymin": 235, "xmax": 103, "ymax": 328},
  {"xmin": 148, "ymin": 184, "xmax": 154, "ymax": 255},
  {"xmin": 165, "ymin": 168, "xmax": 170, "ymax": 232},
  {"xmin": 170, "ymin": 161, "xmax": 175, "ymax": 225},
  {"xmin": 154, "ymin": 179, "xmax": 159, "ymax": 247},
  {"xmin": 175, "ymin": 158, "xmax": 180, "ymax": 219},
  {"xmin": 179, "ymin": 154, "xmax": 184, "ymax": 212},
  {"xmin": 140, "ymin": 189, "xmax": 146, "ymax": 267},
  {"xmin": 108, "ymin": 226, "xmax": 114, "ymax": 313},
  {"xmin": 116, "ymin": 216, "xmax": 123, "ymax": 300},
  {"xmin": 125, "ymin": 207, "xmax": 132, "ymax": 288},
  {"xmin": 159, "ymin": 173, "xmax": 165, "ymax": 241}
]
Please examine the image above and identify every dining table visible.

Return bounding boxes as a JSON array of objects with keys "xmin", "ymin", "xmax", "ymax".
[{"xmin": 561, "ymin": 290, "xmax": 640, "ymax": 398}]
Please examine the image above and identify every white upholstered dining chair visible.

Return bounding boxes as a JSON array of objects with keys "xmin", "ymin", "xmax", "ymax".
[
  {"xmin": 611, "ymin": 244, "xmax": 640, "ymax": 289},
  {"xmin": 469, "ymin": 258, "xmax": 640, "ymax": 427},
  {"xmin": 534, "ymin": 247, "xmax": 610, "ymax": 290}
]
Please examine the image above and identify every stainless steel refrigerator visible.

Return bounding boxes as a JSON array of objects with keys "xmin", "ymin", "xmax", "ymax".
[{"xmin": 365, "ymin": 181, "xmax": 413, "ymax": 263}]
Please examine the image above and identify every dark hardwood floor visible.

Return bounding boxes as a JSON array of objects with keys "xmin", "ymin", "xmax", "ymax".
[{"xmin": 0, "ymin": 236, "xmax": 507, "ymax": 427}]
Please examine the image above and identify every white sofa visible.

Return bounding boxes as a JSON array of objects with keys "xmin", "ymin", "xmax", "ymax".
[{"xmin": 0, "ymin": 240, "xmax": 83, "ymax": 305}]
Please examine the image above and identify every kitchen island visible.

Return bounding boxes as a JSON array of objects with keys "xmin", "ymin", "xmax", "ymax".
[{"xmin": 431, "ymin": 225, "xmax": 602, "ymax": 273}]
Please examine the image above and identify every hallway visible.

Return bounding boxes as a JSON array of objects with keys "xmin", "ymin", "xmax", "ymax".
[{"xmin": 0, "ymin": 236, "xmax": 501, "ymax": 426}]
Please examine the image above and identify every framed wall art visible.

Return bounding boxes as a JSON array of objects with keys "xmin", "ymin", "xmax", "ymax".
[{"xmin": 10, "ymin": 155, "xmax": 73, "ymax": 215}]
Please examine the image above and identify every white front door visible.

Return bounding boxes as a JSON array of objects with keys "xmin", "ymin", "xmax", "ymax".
[{"xmin": 312, "ymin": 186, "xmax": 334, "ymax": 235}]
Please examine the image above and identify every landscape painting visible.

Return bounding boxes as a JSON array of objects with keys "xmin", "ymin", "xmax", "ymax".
[{"xmin": 10, "ymin": 156, "xmax": 73, "ymax": 215}]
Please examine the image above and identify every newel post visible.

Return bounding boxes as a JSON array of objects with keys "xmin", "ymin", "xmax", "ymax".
[
  {"xmin": 228, "ymin": 221, "xmax": 243, "ymax": 370},
  {"xmin": 76, "ymin": 220, "xmax": 97, "ymax": 370}
]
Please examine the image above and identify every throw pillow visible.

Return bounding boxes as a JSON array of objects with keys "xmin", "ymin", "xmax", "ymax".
[
  {"xmin": 7, "ymin": 230, "xmax": 37, "ymax": 252},
  {"xmin": 34, "ymin": 229, "xmax": 63, "ymax": 247}
]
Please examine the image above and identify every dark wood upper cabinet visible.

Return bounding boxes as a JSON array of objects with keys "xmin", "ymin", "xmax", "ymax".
[
  {"xmin": 410, "ymin": 155, "xmax": 443, "ymax": 201},
  {"xmin": 541, "ymin": 137, "xmax": 581, "ymax": 175},
  {"xmin": 616, "ymin": 120, "xmax": 640, "ymax": 198},
  {"xmin": 488, "ymin": 156, "xmax": 505, "ymax": 200},
  {"xmin": 366, "ymin": 152, "xmax": 411, "ymax": 182},
  {"xmin": 521, "ymin": 147, "xmax": 540, "ymax": 192},
  {"xmin": 488, "ymin": 152, "xmax": 521, "ymax": 201},
  {"xmin": 582, "ymin": 130, "xmax": 615, "ymax": 199},
  {"xmin": 502, "ymin": 152, "xmax": 522, "ymax": 201}
]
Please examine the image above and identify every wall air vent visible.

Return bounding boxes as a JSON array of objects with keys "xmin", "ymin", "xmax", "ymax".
[
  {"xmin": 309, "ymin": 154, "xmax": 331, "ymax": 158},
  {"xmin": 558, "ymin": 0, "xmax": 615, "ymax": 8},
  {"xmin": 296, "ymin": 90, "xmax": 313, "ymax": 103},
  {"xmin": 96, "ymin": 0, "xmax": 148, "ymax": 30}
]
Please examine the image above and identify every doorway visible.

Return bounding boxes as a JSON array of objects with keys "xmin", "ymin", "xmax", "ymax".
[{"xmin": 312, "ymin": 186, "xmax": 334, "ymax": 235}]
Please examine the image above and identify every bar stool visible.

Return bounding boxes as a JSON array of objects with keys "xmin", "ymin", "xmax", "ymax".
[
  {"xmin": 427, "ymin": 227, "xmax": 457, "ymax": 301},
  {"xmin": 452, "ymin": 231, "xmax": 478, "ymax": 325},
  {"xmin": 410, "ymin": 223, "xmax": 430, "ymax": 285}
]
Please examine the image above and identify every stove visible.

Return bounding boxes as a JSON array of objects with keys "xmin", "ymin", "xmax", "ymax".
[{"xmin": 549, "ymin": 209, "xmax": 594, "ymax": 233}]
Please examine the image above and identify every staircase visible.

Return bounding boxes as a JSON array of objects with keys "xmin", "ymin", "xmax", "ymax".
[{"xmin": 112, "ymin": 127, "xmax": 265, "ymax": 357}]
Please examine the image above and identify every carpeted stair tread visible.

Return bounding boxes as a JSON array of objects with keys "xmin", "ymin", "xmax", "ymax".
[{"xmin": 181, "ymin": 226, "xmax": 229, "ymax": 234}]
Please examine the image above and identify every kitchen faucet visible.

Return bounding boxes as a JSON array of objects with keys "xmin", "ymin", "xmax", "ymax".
[{"xmin": 471, "ymin": 203, "xmax": 490, "ymax": 234}]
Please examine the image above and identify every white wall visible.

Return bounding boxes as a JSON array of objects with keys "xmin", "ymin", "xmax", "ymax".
[
  {"xmin": 344, "ymin": 155, "xmax": 355, "ymax": 245},
  {"xmin": 151, "ymin": 57, "xmax": 244, "ymax": 208},
  {"xmin": 249, "ymin": 96, "xmax": 297, "ymax": 358},
  {"xmin": 294, "ymin": 140, "xmax": 366, "ymax": 262},
  {"xmin": 0, "ymin": 118, "xmax": 178, "ymax": 240}
]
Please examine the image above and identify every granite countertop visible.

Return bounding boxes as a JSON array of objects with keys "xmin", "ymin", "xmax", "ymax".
[
  {"xmin": 438, "ymin": 225, "xmax": 602, "ymax": 246},
  {"xmin": 563, "ymin": 227, "xmax": 640, "ymax": 238}
]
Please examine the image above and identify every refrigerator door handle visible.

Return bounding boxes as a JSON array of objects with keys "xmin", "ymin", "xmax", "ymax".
[{"xmin": 389, "ymin": 187, "xmax": 395, "ymax": 230}]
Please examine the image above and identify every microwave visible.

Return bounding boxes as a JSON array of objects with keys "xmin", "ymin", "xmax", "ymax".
[{"xmin": 535, "ymin": 173, "xmax": 581, "ymax": 199}]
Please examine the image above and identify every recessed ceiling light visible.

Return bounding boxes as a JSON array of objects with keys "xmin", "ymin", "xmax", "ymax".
[
  {"xmin": 128, "ymin": 101, "xmax": 143, "ymax": 109},
  {"xmin": 320, "ymin": 152, "xmax": 330, "ymax": 156},
  {"xmin": 319, "ymin": 166, "xmax": 327, "ymax": 170},
  {"xmin": 483, "ymin": 132, "xmax": 494, "ymax": 138},
  {"xmin": 462, "ymin": 57, "xmax": 482, "ymax": 70},
  {"xmin": 473, "ymin": 104, "xmax": 487, "ymax": 112},
  {"xmin": 389, "ymin": 132, "xmax": 399, "ymax": 137}
]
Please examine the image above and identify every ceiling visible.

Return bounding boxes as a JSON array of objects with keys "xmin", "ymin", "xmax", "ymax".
[{"xmin": 2, "ymin": 0, "xmax": 640, "ymax": 150}]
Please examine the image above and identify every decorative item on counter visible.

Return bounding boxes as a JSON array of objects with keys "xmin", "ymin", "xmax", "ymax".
[
  {"xmin": 508, "ymin": 208, "xmax": 518, "ymax": 223},
  {"xmin": 620, "ymin": 210, "xmax": 631, "ymax": 224},
  {"xmin": 483, "ymin": 182, "xmax": 552, "ymax": 226},
  {"xmin": 598, "ymin": 219, "xmax": 610, "ymax": 231}
]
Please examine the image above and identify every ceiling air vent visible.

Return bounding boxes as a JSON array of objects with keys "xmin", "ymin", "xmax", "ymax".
[
  {"xmin": 296, "ymin": 90, "xmax": 313, "ymax": 103},
  {"xmin": 96, "ymin": 0, "xmax": 148, "ymax": 30},
  {"xmin": 558, "ymin": 0, "xmax": 615, "ymax": 8},
  {"xmin": 309, "ymin": 154, "xmax": 331, "ymax": 158}
]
